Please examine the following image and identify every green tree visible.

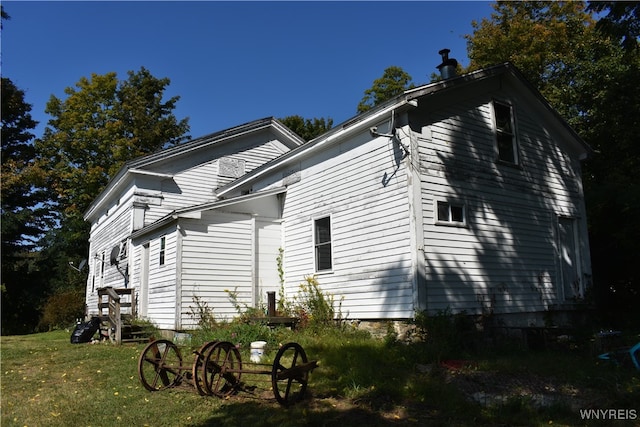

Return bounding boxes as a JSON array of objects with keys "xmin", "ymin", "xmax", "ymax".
[
  {"xmin": 1, "ymin": 78, "xmax": 52, "ymax": 251},
  {"xmin": 588, "ymin": 1, "xmax": 640, "ymax": 52},
  {"xmin": 466, "ymin": 1, "xmax": 596, "ymax": 118},
  {"xmin": 465, "ymin": 1, "xmax": 640, "ymax": 324},
  {"xmin": 31, "ymin": 68, "xmax": 189, "ymax": 331},
  {"xmin": 0, "ymin": 77, "xmax": 53, "ymax": 334},
  {"xmin": 357, "ymin": 66, "xmax": 415, "ymax": 114},
  {"xmin": 279, "ymin": 115, "xmax": 333, "ymax": 141},
  {"xmin": 37, "ymin": 68, "xmax": 190, "ymax": 219}
]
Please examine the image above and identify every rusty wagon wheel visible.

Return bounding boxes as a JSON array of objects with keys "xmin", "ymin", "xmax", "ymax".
[
  {"xmin": 271, "ymin": 342, "xmax": 309, "ymax": 405},
  {"xmin": 192, "ymin": 341, "xmax": 219, "ymax": 396},
  {"xmin": 138, "ymin": 339, "xmax": 183, "ymax": 391},
  {"xmin": 202, "ymin": 341, "xmax": 242, "ymax": 397}
]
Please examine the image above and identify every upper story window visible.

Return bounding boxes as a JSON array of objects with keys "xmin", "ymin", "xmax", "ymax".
[
  {"xmin": 314, "ymin": 216, "xmax": 332, "ymax": 272},
  {"xmin": 493, "ymin": 100, "xmax": 518, "ymax": 165},
  {"xmin": 159, "ymin": 236, "xmax": 166, "ymax": 266}
]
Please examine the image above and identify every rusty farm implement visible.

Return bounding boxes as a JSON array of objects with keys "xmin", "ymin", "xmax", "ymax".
[{"xmin": 137, "ymin": 339, "xmax": 318, "ymax": 406}]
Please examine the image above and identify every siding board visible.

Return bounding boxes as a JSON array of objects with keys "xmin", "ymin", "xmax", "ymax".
[{"xmin": 419, "ymin": 90, "xmax": 586, "ymax": 316}]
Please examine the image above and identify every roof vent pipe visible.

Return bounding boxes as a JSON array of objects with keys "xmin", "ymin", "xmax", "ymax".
[{"xmin": 437, "ymin": 48, "xmax": 458, "ymax": 79}]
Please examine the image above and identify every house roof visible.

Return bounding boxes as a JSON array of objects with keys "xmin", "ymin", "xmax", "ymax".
[
  {"xmin": 215, "ymin": 62, "xmax": 592, "ymax": 198},
  {"xmin": 84, "ymin": 117, "xmax": 304, "ymax": 221}
]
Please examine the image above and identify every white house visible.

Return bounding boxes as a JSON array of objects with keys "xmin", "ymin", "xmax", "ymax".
[
  {"xmin": 84, "ymin": 60, "xmax": 592, "ymax": 330},
  {"xmin": 83, "ymin": 118, "xmax": 304, "ymax": 328}
]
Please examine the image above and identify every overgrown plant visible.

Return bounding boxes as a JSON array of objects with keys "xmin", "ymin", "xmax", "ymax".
[
  {"xmin": 38, "ymin": 288, "xmax": 85, "ymax": 331},
  {"xmin": 293, "ymin": 275, "xmax": 344, "ymax": 329},
  {"xmin": 224, "ymin": 288, "xmax": 265, "ymax": 320},
  {"xmin": 276, "ymin": 247, "xmax": 294, "ymax": 316},
  {"xmin": 188, "ymin": 294, "xmax": 217, "ymax": 332}
]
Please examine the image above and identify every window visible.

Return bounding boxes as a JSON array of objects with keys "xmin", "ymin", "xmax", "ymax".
[
  {"xmin": 436, "ymin": 201, "xmax": 466, "ymax": 226},
  {"xmin": 100, "ymin": 252, "xmax": 105, "ymax": 279},
  {"xmin": 159, "ymin": 236, "xmax": 166, "ymax": 266},
  {"xmin": 493, "ymin": 100, "xmax": 518, "ymax": 164},
  {"xmin": 314, "ymin": 217, "xmax": 332, "ymax": 272}
]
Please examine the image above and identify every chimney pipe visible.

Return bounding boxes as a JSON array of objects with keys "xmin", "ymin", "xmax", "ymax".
[{"xmin": 437, "ymin": 48, "xmax": 458, "ymax": 79}]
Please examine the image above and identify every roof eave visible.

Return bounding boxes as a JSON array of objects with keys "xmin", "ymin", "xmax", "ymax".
[
  {"xmin": 215, "ymin": 97, "xmax": 419, "ymax": 198},
  {"xmin": 129, "ymin": 186, "xmax": 287, "ymax": 240},
  {"xmin": 83, "ymin": 169, "xmax": 173, "ymax": 221},
  {"xmin": 84, "ymin": 117, "xmax": 303, "ymax": 222}
]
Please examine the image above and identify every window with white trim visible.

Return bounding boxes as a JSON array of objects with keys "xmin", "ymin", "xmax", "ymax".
[
  {"xmin": 314, "ymin": 217, "xmax": 332, "ymax": 272},
  {"xmin": 493, "ymin": 100, "xmax": 518, "ymax": 164},
  {"xmin": 436, "ymin": 201, "xmax": 466, "ymax": 226},
  {"xmin": 159, "ymin": 236, "xmax": 166, "ymax": 266}
]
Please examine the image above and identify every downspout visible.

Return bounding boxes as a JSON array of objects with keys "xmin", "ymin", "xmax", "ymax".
[
  {"xmin": 250, "ymin": 214, "xmax": 257, "ymax": 308},
  {"xmin": 175, "ymin": 223, "xmax": 184, "ymax": 330},
  {"xmin": 404, "ymin": 124, "xmax": 427, "ymax": 315}
]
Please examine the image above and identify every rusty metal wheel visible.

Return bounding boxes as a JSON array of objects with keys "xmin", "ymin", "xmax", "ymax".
[
  {"xmin": 138, "ymin": 339, "xmax": 183, "ymax": 391},
  {"xmin": 202, "ymin": 341, "xmax": 242, "ymax": 397},
  {"xmin": 192, "ymin": 341, "xmax": 218, "ymax": 396},
  {"xmin": 271, "ymin": 342, "xmax": 309, "ymax": 405}
]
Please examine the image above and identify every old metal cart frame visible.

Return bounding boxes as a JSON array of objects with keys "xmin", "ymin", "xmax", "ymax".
[{"xmin": 137, "ymin": 339, "xmax": 318, "ymax": 405}]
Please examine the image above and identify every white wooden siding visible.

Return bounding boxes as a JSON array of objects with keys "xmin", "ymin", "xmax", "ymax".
[
  {"xmin": 141, "ymin": 138, "xmax": 290, "ymax": 226},
  {"xmin": 144, "ymin": 228, "xmax": 178, "ymax": 329},
  {"xmin": 180, "ymin": 212, "xmax": 253, "ymax": 327},
  {"xmin": 418, "ymin": 89, "xmax": 587, "ymax": 316},
  {"xmin": 85, "ymin": 203, "xmax": 133, "ymax": 315},
  {"xmin": 280, "ymin": 128, "xmax": 415, "ymax": 319}
]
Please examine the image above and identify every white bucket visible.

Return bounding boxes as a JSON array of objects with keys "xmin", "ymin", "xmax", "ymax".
[
  {"xmin": 173, "ymin": 332, "xmax": 192, "ymax": 345},
  {"xmin": 250, "ymin": 340, "xmax": 267, "ymax": 363}
]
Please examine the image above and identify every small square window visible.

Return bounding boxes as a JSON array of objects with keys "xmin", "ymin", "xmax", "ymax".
[
  {"xmin": 437, "ymin": 202, "xmax": 450, "ymax": 223},
  {"xmin": 314, "ymin": 217, "xmax": 332, "ymax": 272},
  {"xmin": 436, "ymin": 201, "xmax": 466, "ymax": 226},
  {"xmin": 451, "ymin": 205, "xmax": 464, "ymax": 223}
]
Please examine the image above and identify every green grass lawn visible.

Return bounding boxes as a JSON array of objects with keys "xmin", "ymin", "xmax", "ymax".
[{"xmin": 2, "ymin": 326, "xmax": 639, "ymax": 426}]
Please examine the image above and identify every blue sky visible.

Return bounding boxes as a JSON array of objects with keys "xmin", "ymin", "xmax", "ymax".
[{"xmin": 2, "ymin": 1, "xmax": 495, "ymax": 140}]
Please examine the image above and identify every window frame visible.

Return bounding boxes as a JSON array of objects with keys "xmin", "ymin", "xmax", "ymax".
[
  {"xmin": 100, "ymin": 251, "xmax": 106, "ymax": 281},
  {"xmin": 434, "ymin": 199, "xmax": 467, "ymax": 227},
  {"xmin": 313, "ymin": 215, "xmax": 333, "ymax": 273},
  {"xmin": 492, "ymin": 99, "xmax": 519, "ymax": 165},
  {"xmin": 159, "ymin": 236, "xmax": 166, "ymax": 266}
]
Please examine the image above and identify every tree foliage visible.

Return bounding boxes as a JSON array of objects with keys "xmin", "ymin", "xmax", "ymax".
[
  {"xmin": 1, "ymin": 77, "xmax": 52, "ymax": 334},
  {"xmin": 1, "ymin": 78, "xmax": 52, "ymax": 252},
  {"xmin": 588, "ymin": 1, "xmax": 640, "ymax": 52},
  {"xmin": 279, "ymin": 115, "xmax": 333, "ymax": 141},
  {"xmin": 36, "ymin": 68, "xmax": 190, "ymax": 219},
  {"xmin": 466, "ymin": 1, "xmax": 598, "ymax": 118},
  {"xmin": 1, "ymin": 66, "xmax": 191, "ymax": 334},
  {"xmin": 465, "ymin": 0, "xmax": 640, "ymax": 324},
  {"xmin": 357, "ymin": 66, "xmax": 415, "ymax": 114}
]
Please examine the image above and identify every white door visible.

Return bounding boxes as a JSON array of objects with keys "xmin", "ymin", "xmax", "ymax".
[
  {"xmin": 255, "ymin": 220, "xmax": 281, "ymax": 306},
  {"xmin": 558, "ymin": 217, "xmax": 581, "ymax": 300},
  {"xmin": 139, "ymin": 243, "xmax": 150, "ymax": 317}
]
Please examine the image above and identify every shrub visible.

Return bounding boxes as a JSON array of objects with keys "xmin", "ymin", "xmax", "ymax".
[
  {"xmin": 38, "ymin": 288, "xmax": 85, "ymax": 331},
  {"xmin": 188, "ymin": 294, "xmax": 217, "ymax": 333},
  {"xmin": 293, "ymin": 275, "xmax": 343, "ymax": 329}
]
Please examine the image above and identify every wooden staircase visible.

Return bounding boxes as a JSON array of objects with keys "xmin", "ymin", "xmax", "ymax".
[{"xmin": 97, "ymin": 287, "xmax": 148, "ymax": 344}]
